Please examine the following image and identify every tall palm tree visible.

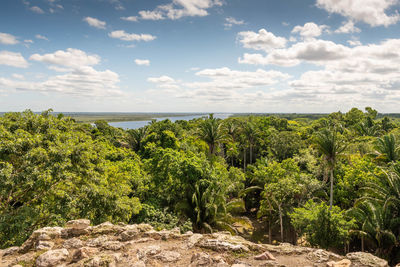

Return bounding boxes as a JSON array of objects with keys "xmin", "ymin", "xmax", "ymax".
[
  {"xmin": 351, "ymin": 165, "xmax": 400, "ymax": 259},
  {"xmin": 243, "ymin": 120, "xmax": 259, "ymax": 165},
  {"xmin": 373, "ymin": 134, "xmax": 400, "ymax": 163},
  {"xmin": 198, "ymin": 114, "xmax": 226, "ymax": 155},
  {"xmin": 314, "ymin": 128, "xmax": 346, "ymax": 210},
  {"xmin": 127, "ymin": 126, "xmax": 148, "ymax": 152}
]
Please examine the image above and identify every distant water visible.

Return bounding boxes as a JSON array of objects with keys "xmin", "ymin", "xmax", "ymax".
[{"xmin": 109, "ymin": 113, "xmax": 232, "ymax": 129}]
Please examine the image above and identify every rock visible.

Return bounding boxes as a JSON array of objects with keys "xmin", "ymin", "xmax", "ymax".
[
  {"xmin": 119, "ymin": 229, "xmax": 139, "ymax": 241},
  {"xmin": 198, "ymin": 239, "xmax": 249, "ymax": 252},
  {"xmin": 190, "ymin": 252, "xmax": 213, "ymax": 266},
  {"xmin": 346, "ymin": 252, "xmax": 389, "ymax": 267},
  {"xmin": 87, "ymin": 235, "xmax": 113, "ymax": 247},
  {"xmin": 231, "ymin": 264, "xmax": 248, "ymax": 267},
  {"xmin": 307, "ymin": 249, "xmax": 342, "ymax": 263},
  {"xmin": 154, "ymin": 250, "xmax": 181, "ymax": 262},
  {"xmin": 136, "ymin": 223, "xmax": 153, "ymax": 232},
  {"xmin": 62, "ymin": 219, "xmax": 91, "ymax": 237},
  {"xmin": 102, "ymin": 241, "xmax": 123, "ymax": 250},
  {"xmin": 188, "ymin": 233, "xmax": 204, "ymax": 248},
  {"xmin": 254, "ymin": 251, "xmax": 276, "ymax": 261},
  {"xmin": 20, "ymin": 227, "xmax": 63, "ymax": 252},
  {"xmin": 327, "ymin": 259, "xmax": 351, "ymax": 267},
  {"xmin": 1, "ymin": 246, "xmax": 20, "ymax": 256},
  {"xmin": 66, "ymin": 219, "xmax": 91, "ymax": 230},
  {"xmin": 62, "ymin": 237, "xmax": 84, "ymax": 249},
  {"xmin": 72, "ymin": 247, "xmax": 100, "ymax": 261},
  {"xmin": 83, "ymin": 253, "xmax": 120, "ymax": 267},
  {"xmin": 35, "ymin": 249, "xmax": 69, "ymax": 267},
  {"xmin": 91, "ymin": 221, "xmax": 124, "ymax": 235},
  {"xmin": 130, "ymin": 260, "xmax": 146, "ymax": 267},
  {"xmin": 137, "ymin": 245, "xmax": 161, "ymax": 259},
  {"xmin": 36, "ymin": 241, "xmax": 54, "ymax": 250}
]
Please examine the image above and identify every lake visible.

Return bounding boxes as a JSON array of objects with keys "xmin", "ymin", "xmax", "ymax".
[{"xmin": 109, "ymin": 113, "xmax": 233, "ymax": 129}]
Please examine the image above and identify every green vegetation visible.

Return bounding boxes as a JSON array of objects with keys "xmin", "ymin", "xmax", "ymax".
[{"xmin": 1, "ymin": 108, "xmax": 400, "ymax": 264}]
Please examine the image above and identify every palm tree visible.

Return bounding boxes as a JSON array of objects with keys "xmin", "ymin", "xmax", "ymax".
[
  {"xmin": 351, "ymin": 165, "xmax": 400, "ymax": 259},
  {"xmin": 314, "ymin": 128, "xmax": 346, "ymax": 210},
  {"xmin": 372, "ymin": 134, "xmax": 400, "ymax": 163},
  {"xmin": 198, "ymin": 114, "xmax": 226, "ymax": 155},
  {"xmin": 243, "ymin": 120, "xmax": 259, "ymax": 165},
  {"xmin": 127, "ymin": 126, "xmax": 148, "ymax": 152}
]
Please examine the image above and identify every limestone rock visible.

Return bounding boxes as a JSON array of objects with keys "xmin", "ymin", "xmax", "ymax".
[
  {"xmin": 137, "ymin": 245, "xmax": 161, "ymax": 260},
  {"xmin": 35, "ymin": 248, "xmax": 69, "ymax": 267},
  {"xmin": 346, "ymin": 252, "xmax": 389, "ymax": 267},
  {"xmin": 190, "ymin": 252, "xmax": 213, "ymax": 266},
  {"xmin": 327, "ymin": 259, "xmax": 351, "ymax": 267},
  {"xmin": 36, "ymin": 240, "xmax": 54, "ymax": 250},
  {"xmin": 102, "ymin": 241, "xmax": 123, "ymax": 251},
  {"xmin": 198, "ymin": 239, "xmax": 249, "ymax": 252},
  {"xmin": 63, "ymin": 237, "xmax": 84, "ymax": 249},
  {"xmin": 188, "ymin": 233, "xmax": 203, "ymax": 248},
  {"xmin": 154, "ymin": 250, "xmax": 181, "ymax": 262},
  {"xmin": 1, "ymin": 246, "xmax": 20, "ymax": 257},
  {"xmin": 254, "ymin": 251, "xmax": 276, "ymax": 261},
  {"xmin": 72, "ymin": 247, "xmax": 100, "ymax": 261}
]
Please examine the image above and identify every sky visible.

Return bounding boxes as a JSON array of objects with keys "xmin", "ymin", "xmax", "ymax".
[{"xmin": 0, "ymin": 0, "xmax": 400, "ymax": 113}]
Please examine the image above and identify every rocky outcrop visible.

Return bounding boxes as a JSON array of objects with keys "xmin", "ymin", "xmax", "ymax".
[{"xmin": 0, "ymin": 219, "xmax": 390, "ymax": 267}]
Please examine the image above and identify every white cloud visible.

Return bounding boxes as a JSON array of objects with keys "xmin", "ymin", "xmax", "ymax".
[
  {"xmin": 291, "ymin": 22, "xmax": 329, "ymax": 38},
  {"xmin": 316, "ymin": 0, "xmax": 400, "ymax": 27},
  {"xmin": 224, "ymin": 17, "xmax": 245, "ymax": 28},
  {"xmin": 24, "ymin": 39, "xmax": 33, "ymax": 44},
  {"xmin": 347, "ymin": 39, "xmax": 362, "ymax": 46},
  {"xmin": 0, "ymin": 33, "xmax": 19, "ymax": 45},
  {"xmin": 0, "ymin": 48, "xmax": 124, "ymax": 98},
  {"xmin": 12, "ymin": 74, "xmax": 24, "ymax": 80},
  {"xmin": 0, "ymin": 51, "xmax": 29, "ymax": 68},
  {"xmin": 135, "ymin": 59, "xmax": 150, "ymax": 66},
  {"xmin": 139, "ymin": 10, "xmax": 165, "ymax": 20},
  {"xmin": 30, "ymin": 48, "xmax": 100, "ymax": 68},
  {"xmin": 108, "ymin": 30, "xmax": 156, "ymax": 42},
  {"xmin": 35, "ymin": 34, "xmax": 49, "ymax": 41},
  {"xmin": 237, "ymin": 29, "xmax": 287, "ymax": 52},
  {"xmin": 148, "ymin": 75, "xmax": 177, "ymax": 84},
  {"xmin": 30, "ymin": 6, "xmax": 45, "ymax": 14},
  {"xmin": 121, "ymin": 16, "xmax": 138, "ymax": 22},
  {"xmin": 334, "ymin": 20, "xmax": 361, "ymax": 33},
  {"xmin": 239, "ymin": 39, "xmax": 350, "ymax": 66},
  {"xmin": 83, "ymin": 17, "xmax": 107, "ymax": 29},
  {"xmin": 138, "ymin": 0, "xmax": 223, "ymax": 20}
]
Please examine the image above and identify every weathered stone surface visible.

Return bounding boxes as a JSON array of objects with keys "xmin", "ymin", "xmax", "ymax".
[
  {"xmin": 188, "ymin": 233, "xmax": 203, "ymax": 248},
  {"xmin": 87, "ymin": 235, "xmax": 113, "ymax": 247},
  {"xmin": 36, "ymin": 240, "xmax": 54, "ymax": 250},
  {"xmin": 307, "ymin": 249, "xmax": 342, "ymax": 263},
  {"xmin": 72, "ymin": 247, "xmax": 100, "ymax": 261},
  {"xmin": 327, "ymin": 259, "xmax": 351, "ymax": 267},
  {"xmin": 1, "ymin": 220, "xmax": 391, "ymax": 267},
  {"xmin": 137, "ymin": 245, "xmax": 162, "ymax": 260},
  {"xmin": 102, "ymin": 241, "xmax": 123, "ymax": 251},
  {"xmin": 190, "ymin": 252, "xmax": 213, "ymax": 266},
  {"xmin": 198, "ymin": 239, "xmax": 249, "ymax": 252},
  {"xmin": 1, "ymin": 246, "xmax": 20, "ymax": 256},
  {"xmin": 35, "ymin": 248, "xmax": 69, "ymax": 267},
  {"xmin": 154, "ymin": 250, "xmax": 181, "ymax": 262},
  {"xmin": 254, "ymin": 251, "xmax": 276, "ymax": 261},
  {"xmin": 63, "ymin": 237, "xmax": 84, "ymax": 249},
  {"xmin": 346, "ymin": 252, "xmax": 389, "ymax": 267}
]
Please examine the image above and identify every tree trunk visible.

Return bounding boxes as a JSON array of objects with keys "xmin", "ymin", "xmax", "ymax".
[
  {"xmin": 361, "ymin": 236, "xmax": 364, "ymax": 252},
  {"xmin": 268, "ymin": 219, "xmax": 272, "ymax": 244},
  {"xmin": 250, "ymin": 144, "xmax": 253, "ymax": 164},
  {"xmin": 243, "ymin": 148, "xmax": 247, "ymax": 171},
  {"xmin": 329, "ymin": 168, "xmax": 334, "ymax": 210},
  {"xmin": 279, "ymin": 205, "xmax": 284, "ymax": 242}
]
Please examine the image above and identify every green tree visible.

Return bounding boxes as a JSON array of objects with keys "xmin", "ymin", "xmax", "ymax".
[
  {"xmin": 198, "ymin": 114, "xmax": 226, "ymax": 155},
  {"xmin": 290, "ymin": 200, "xmax": 355, "ymax": 250},
  {"xmin": 314, "ymin": 128, "xmax": 346, "ymax": 210}
]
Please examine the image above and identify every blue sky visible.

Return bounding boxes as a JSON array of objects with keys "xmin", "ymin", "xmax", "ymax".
[{"xmin": 1, "ymin": 0, "xmax": 400, "ymax": 113}]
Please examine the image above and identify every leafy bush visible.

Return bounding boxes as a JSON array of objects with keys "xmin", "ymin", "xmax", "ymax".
[
  {"xmin": 290, "ymin": 200, "xmax": 355, "ymax": 250},
  {"xmin": 133, "ymin": 204, "xmax": 192, "ymax": 233}
]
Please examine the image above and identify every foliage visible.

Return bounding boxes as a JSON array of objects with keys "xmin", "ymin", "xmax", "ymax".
[{"xmin": 290, "ymin": 200, "xmax": 355, "ymax": 250}]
